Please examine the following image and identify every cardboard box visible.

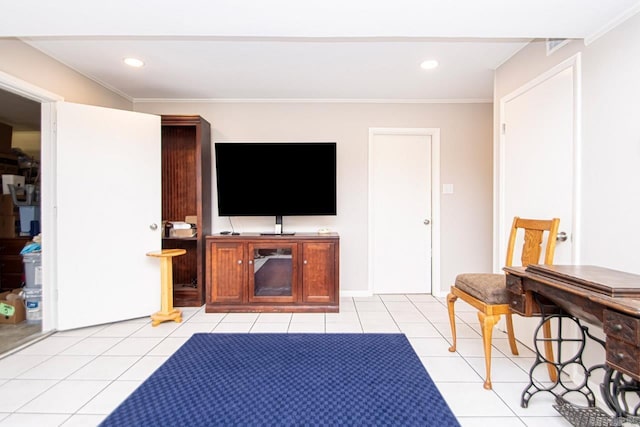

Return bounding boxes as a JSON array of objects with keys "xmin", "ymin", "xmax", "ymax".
[
  {"xmin": 170, "ymin": 228, "xmax": 196, "ymax": 238},
  {"xmin": 0, "ymin": 215, "xmax": 16, "ymax": 238},
  {"xmin": 0, "ymin": 194, "xmax": 14, "ymax": 215},
  {"xmin": 0, "ymin": 290, "xmax": 26, "ymax": 324},
  {"xmin": 1, "ymin": 174, "xmax": 25, "ymax": 195}
]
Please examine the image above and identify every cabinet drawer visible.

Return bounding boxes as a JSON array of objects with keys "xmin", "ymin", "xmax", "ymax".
[
  {"xmin": 606, "ymin": 338, "xmax": 640, "ymax": 379},
  {"xmin": 505, "ymin": 274, "xmax": 523, "ymax": 293},
  {"xmin": 604, "ymin": 309, "xmax": 640, "ymax": 346},
  {"xmin": 508, "ymin": 291, "xmax": 527, "ymax": 315}
]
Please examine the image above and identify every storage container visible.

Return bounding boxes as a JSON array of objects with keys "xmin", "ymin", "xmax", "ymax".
[
  {"xmin": 18, "ymin": 206, "xmax": 40, "ymax": 235},
  {"xmin": 22, "ymin": 287, "xmax": 42, "ymax": 322},
  {"xmin": 22, "ymin": 251, "xmax": 42, "ymax": 288},
  {"xmin": 1, "ymin": 174, "xmax": 25, "ymax": 195}
]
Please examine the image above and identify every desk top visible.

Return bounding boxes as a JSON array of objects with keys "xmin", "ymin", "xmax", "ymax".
[
  {"xmin": 505, "ymin": 264, "xmax": 640, "ymax": 320},
  {"xmin": 505, "ymin": 264, "xmax": 640, "ymax": 385},
  {"xmin": 525, "ymin": 265, "xmax": 640, "ymax": 298}
]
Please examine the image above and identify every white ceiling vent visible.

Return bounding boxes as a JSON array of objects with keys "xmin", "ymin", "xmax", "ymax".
[{"xmin": 546, "ymin": 38, "xmax": 570, "ymax": 55}]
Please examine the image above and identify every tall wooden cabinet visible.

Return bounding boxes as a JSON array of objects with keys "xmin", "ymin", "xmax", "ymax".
[
  {"xmin": 161, "ymin": 115, "xmax": 211, "ymax": 307},
  {"xmin": 0, "ymin": 237, "xmax": 30, "ymax": 291},
  {"xmin": 205, "ymin": 233, "xmax": 339, "ymax": 312}
]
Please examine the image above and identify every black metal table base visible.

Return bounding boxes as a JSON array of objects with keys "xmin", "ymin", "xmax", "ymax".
[
  {"xmin": 521, "ymin": 312, "xmax": 604, "ymax": 409},
  {"xmin": 601, "ymin": 368, "xmax": 640, "ymax": 418},
  {"xmin": 522, "ymin": 300, "xmax": 640, "ymax": 424}
]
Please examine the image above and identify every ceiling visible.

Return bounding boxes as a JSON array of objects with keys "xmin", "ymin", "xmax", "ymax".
[{"xmin": 1, "ymin": 0, "xmax": 639, "ymax": 130}]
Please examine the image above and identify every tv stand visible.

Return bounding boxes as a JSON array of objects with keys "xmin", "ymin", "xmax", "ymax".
[
  {"xmin": 260, "ymin": 232, "xmax": 296, "ymax": 236},
  {"xmin": 205, "ymin": 233, "xmax": 339, "ymax": 313},
  {"xmin": 272, "ymin": 214, "xmax": 285, "ymax": 235}
]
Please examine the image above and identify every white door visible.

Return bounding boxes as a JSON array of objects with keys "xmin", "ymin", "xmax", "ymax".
[
  {"xmin": 55, "ymin": 102, "xmax": 162, "ymax": 330},
  {"xmin": 499, "ymin": 62, "xmax": 579, "ymax": 346},
  {"xmin": 370, "ymin": 131, "xmax": 432, "ymax": 294},
  {"xmin": 500, "ymin": 66, "xmax": 576, "ymax": 266}
]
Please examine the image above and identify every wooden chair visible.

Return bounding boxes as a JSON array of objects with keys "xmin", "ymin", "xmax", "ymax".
[{"xmin": 446, "ymin": 216, "xmax": 560, "ymax": 389}]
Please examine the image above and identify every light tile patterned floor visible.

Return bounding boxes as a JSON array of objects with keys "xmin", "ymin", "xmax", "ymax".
[{"xmin": 0, "ymin": 294, "xmax": 576, "ymax": 426}]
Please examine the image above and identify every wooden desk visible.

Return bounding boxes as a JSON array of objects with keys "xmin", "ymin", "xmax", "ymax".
[{"xmin": 504, "ymin": 264, "xmax": 640, "ymax": 418}]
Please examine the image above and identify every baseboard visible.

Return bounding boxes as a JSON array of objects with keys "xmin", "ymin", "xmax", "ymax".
[{"xmin": 340, "ymin": 290, "xmax": 373, "ymax": 298}]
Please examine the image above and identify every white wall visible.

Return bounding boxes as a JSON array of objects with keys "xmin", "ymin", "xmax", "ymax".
[
  {"xmin": 580, "ymin": 17, "xmax": 640, "ymax": 273},
  {"xmin": 0, "ymin": 38, "xmax": 496, "ymax": 297},
  {"xmin": 12, "ymin": 130, "xmax": 40, "ymax": 160},
  {"xmin": 494, "ymin": 10, "xmax": 640, "ymax": 399},
  {"xmin": 496, "ymin": 12, "xmax": 640, "ymax": 274},
  {"xmin": 137, "ymin": 101, "xmax": 494, "ymax": 294},
  {"xmin": 0, "ymin": 38, "xmax": 132, "ymax": 110}
]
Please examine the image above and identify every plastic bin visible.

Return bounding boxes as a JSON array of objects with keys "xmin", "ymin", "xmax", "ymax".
[
  {"xmin": 22, "ymin": 287, "xmax": 42, "ymax": 322},
  {"xmin": 19, "ymin": 206, "xmax": 40, "ymax": 235},
  {"xmin": 22, "ymin": 251, "xmax": 42, "ymax": 289}
]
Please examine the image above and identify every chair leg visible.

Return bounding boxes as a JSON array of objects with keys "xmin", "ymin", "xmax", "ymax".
[
  {"xmin": 505, "ymin": 312, "xmax": 519, "ymax": 356},
  {"xmin": 446, "ymin": 293, "xmax": 458, "ymax": 352},
  {"xmin": 478, "ymin": 311, "xmax": 500, "ymax": 390},
  {"xmin": 542, "ymin": 319, "xmax": 558, "ymax": 383}
]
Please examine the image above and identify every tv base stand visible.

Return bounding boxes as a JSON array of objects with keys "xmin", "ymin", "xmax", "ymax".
[{"xmin": 205, "ymin": 233, "xmax": 339, "ymax": 313}]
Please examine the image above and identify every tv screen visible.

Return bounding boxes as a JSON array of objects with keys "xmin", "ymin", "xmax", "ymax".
[{"xmin": 214, "ymin": 142, "xmax": 337, "ymax": 217}]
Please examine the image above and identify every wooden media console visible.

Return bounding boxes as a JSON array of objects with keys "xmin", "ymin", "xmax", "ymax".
[{"xmin": 205, "ymin": 233, "xmax": 339, "ymax": 312}]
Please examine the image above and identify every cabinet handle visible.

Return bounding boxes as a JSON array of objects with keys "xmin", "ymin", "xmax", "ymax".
[
  {"xmin": 248, "ymin": 260, "xmax": 253, "ymax": 265},
  {"xmin": 617, "ymin": 353, "xmax": 625, "ymax": 360},
  {"xmin": 303, "ymin": 260, "xmax": 308, "ymax": 265},
  {"xmin": 237, "ymin": 260, "xmax": 242, "ymax": 264},
  {"xmin": 612, "ymin": 324, "xmax": 623, "ymax": 332}
]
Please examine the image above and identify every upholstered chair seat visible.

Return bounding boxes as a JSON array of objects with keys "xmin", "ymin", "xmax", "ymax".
[{"xmin": 454, "ymin": 274, "xmax": 509, "ymax": 305}]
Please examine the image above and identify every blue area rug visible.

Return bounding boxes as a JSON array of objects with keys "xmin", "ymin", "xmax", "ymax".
[{"xmin": 101, "ymin": 333, "xmax": 459, "ymax": 426}]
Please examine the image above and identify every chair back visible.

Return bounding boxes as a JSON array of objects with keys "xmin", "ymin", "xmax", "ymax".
[{"xmin": 505, "ymin": 217, "xmax": 561, "ymax": 268}]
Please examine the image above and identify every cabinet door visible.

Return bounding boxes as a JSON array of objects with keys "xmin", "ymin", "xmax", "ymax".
[
  {"xmin": 248, "ymin": 242, "xmax": 298, "ymax": 303},
  {"xmin": 302, "ymin": 242, "xmax": 336, "ymax": 303},
  {"xmin": 209, "ymin": 242, "xmax": 245, "ymax": 304}
]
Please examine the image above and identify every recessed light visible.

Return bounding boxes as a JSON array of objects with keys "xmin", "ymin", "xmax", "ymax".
[
  {"xmin": 124, "ymin": 57, "xmax": 144, "ymax": 68},
  {"xmin": 420, "ymin": 60, "xmax": 439, "ymax": 70}
]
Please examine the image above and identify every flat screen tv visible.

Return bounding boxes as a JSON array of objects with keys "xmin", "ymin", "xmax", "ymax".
[{"xmin": 214, "ymin": 142, "xmax": 337, "ymax": 228}]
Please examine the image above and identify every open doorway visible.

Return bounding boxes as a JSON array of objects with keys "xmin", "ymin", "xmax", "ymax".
[{"xmin": 0, "ymin": 87, "xmax": 43, "ymax": 355}]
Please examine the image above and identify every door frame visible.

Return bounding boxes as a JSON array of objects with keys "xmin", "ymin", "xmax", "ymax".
[
  {"xmin": 495, "ymin": 53, "xmax": 582, "ymax": 271},
  {"xmin": 0, "ymin": 70, "xmax": 63, "ymax": 332},
  {"xmin": 367, "ymin": 127, "xmax": 441, "ymax": 296}
]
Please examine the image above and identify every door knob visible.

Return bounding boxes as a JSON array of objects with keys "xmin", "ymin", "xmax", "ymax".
[
  {"xmin": 556, "ymin": 231, "xmax": 568, "ymax": 242},
  {"xmin": 424, "ymin": 219, "xmax": 431, "ymax": 225},
  {"xmin": 149, "ymin": 223, "xmax": 158, "ymax": 231}
]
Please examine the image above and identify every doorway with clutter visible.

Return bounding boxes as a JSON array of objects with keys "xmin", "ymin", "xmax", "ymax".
[{"xmin": 0, "ymin": 87, "xmax": 43, "ymax": 355}]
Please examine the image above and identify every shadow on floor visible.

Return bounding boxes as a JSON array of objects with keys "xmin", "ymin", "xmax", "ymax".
[{"xmin": 0, "ymin": 321, "xmax": 42, "ymax": 355}]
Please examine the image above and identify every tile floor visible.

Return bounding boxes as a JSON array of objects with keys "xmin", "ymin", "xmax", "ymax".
[{"xmin": 0, "ymin": 294, "xmax": 581, "ymax": 426}]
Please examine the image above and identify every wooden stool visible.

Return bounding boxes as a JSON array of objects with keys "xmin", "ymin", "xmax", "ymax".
[{"xmin": 146, "ymin": 249, "xmax": 186, "ymax": 327}]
